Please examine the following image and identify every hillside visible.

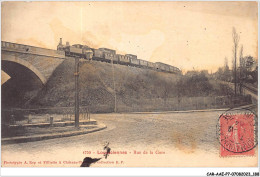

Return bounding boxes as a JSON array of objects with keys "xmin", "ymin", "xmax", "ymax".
[
  {"xmin": 28, "ymin": 59, "xmax": 250, "ymax": 113},
  {"xmin": 29, "ymin": 59, "xmax": 182, "ymax": 112}
]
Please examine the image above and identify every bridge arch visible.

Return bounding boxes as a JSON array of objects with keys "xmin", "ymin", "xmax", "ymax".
[{"xmin": 2, "ymin": 54, "xmax": 47, "ymax": 84}]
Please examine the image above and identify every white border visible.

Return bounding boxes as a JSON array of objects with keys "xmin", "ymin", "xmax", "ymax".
[
  {"xmin": 1, "ymin": 0, "xmax": 259, "ymax": 176},
  {"xmin": 1, "ymin": 167, "xmax": 260, "ymax": 176}
]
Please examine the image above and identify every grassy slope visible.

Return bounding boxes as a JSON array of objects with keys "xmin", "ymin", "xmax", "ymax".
[
  {"xmin": 30, "ymin": 59, "xmax": 181, "ymax": 112},
  {"xmin": 28, "ymin": 59, "xmax": 251, "ymax": 113}
]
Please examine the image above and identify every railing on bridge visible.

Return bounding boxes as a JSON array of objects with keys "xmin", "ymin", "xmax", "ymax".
[{"xmin": 1, "ymin": 41, "xmax": 65, "ymax": 59}]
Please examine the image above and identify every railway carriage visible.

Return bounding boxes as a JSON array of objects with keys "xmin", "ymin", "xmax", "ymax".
[
  {"xmin": 117, "ymin": 54, "xmax": 130, "ymax": 64},
  {"xmin": 125, "ymin": 54, "xmax": 137, "ymax": 60},
  {"xmin": 92, "ymin": 48, "xmax": 117, "ymax": 62},
  {"xmin": 93, "ymin": 49, "xmax": 103, "ymax": 58},
  {"xmin": 57, "ymin": 38, "xmax": 181, "ymax": 74},
  {"xmin": 111, "ymin": 54, "xmax": 118, "ymax": 63},
  {"xmin": 147, "ymin": 61, "xmax": 156, "ymax": 69},
  {"xmin": 104, "ymin": 52, "xmax": 112, "ymax": 60},
  {"xmin": 97, "ymin": 48, "xmax": 116, "ymax": 62},
  {"xmin": 104, "ymin": 52, "xmax": 118, "ymax": 63},
  {"xmin": 164, "ymin": 65, "xmax": 170, "ymax": 72},
  {"xmin": 174, "ymin": 67, "xmax": 182, "ymax": 74},
  {"xmin": 139, "ymin": 59, "xmax": 148, "ymax": 67},
  {"xmin": 125, "ymin": 54, "xmax": 139, "ymax": 66},
  {"xmin": 155, "ymin": 62, "xmax": 172, "ymax": 72},
  {"xmin": 98, "ymin": 48, "xmax": 116, "ymax": 54},
  {"xmin": 154, "ymin": 63, "xmax": 160, "ymax": 70},
  {"xmin": 155, "ymin": 62, "xmax": 164, "ymax": 71},
  {"xmin": 169, "ymin": 66, "xmax": 174, "ymax": 72},
  {"xmin": 124, "ymin": 56, "xmax": 131, "ymax": 65},
  {"xmin": 130, "ymin": 58, "xmax": 140, "ymax": 66}
]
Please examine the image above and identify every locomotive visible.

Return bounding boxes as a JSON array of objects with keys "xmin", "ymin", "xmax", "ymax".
[
  {"xmin": 57, "ymin": 38, "xmax": 181, "ymax": 74},
  {"xmin": 57, "ymin": 38, "xmax": 93, "ymax": 59}
]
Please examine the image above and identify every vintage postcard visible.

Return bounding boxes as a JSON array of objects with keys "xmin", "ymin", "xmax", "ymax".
[{"xmin": 1, "ymin": 1, "xmax": 258, "ymax": 169}]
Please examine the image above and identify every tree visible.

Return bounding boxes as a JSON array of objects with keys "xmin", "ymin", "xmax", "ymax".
[
  {"xmin": 223, "ymin": 57, "xmax": 231, "ymax": 81},
  {"xmin": 243, "ymin": 56, "xmax": 258, "ymax": 83},
  {"xmin": 216, "ymin": 67, "xmax": 224, "ymax": 80},
  {"xmin": 224, "ymin": 57, "xmax": 229, "ymax": 71},
  {"xmin": 239, "ymin": 45, "xmax": 243, "ymax": 94},
  {"xmin": 232, "ymin": 27, "xmax": 240, "ymax": 96}
]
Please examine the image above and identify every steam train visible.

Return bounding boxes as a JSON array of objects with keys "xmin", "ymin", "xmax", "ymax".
[{"xmin": 57, "ymin": 38, "xmax": 181, "ymax": 74}]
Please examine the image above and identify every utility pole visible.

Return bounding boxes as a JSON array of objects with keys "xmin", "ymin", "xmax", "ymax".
[
  {"xmin": 111, "ymin": 56, "xmax": 117, "ymax": 112},
  {"xmin": 74, "ymin": 57, "xmax": 80, "ymax": 128}
]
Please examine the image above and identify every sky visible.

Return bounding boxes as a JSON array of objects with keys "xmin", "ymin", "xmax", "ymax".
[{"xmin": 1, "ymin": 1, "xmax": 258, "ymax": 72}]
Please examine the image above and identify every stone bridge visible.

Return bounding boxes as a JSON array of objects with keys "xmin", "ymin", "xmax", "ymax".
[{"xmin": 1, "ymin": 41, "xmax": 65, "ymax": 85}]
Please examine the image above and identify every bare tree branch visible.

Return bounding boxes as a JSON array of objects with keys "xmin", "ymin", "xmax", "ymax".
[{"xmin": 232, "ymin": 27, "xmax": 240, "ymax": 96}]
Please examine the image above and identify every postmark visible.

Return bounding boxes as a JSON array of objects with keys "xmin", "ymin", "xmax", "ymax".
[{"xmin": 217, "ymin": 107, "xmax": 258, "ymax": 157}]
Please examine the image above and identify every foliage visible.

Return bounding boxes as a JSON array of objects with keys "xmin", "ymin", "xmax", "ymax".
[
  {"xmin": 215, "ymin": 55, "xmax": 257, "ymax": 84},
  {"xmin": 176, "ymin": 71, "xmax": 213, "ymax": 97}
]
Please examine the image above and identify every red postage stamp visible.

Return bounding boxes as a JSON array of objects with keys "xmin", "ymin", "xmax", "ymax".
[{"xmin": 218, "ymin": 113, "xmax": 256, "ymax": 157}]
